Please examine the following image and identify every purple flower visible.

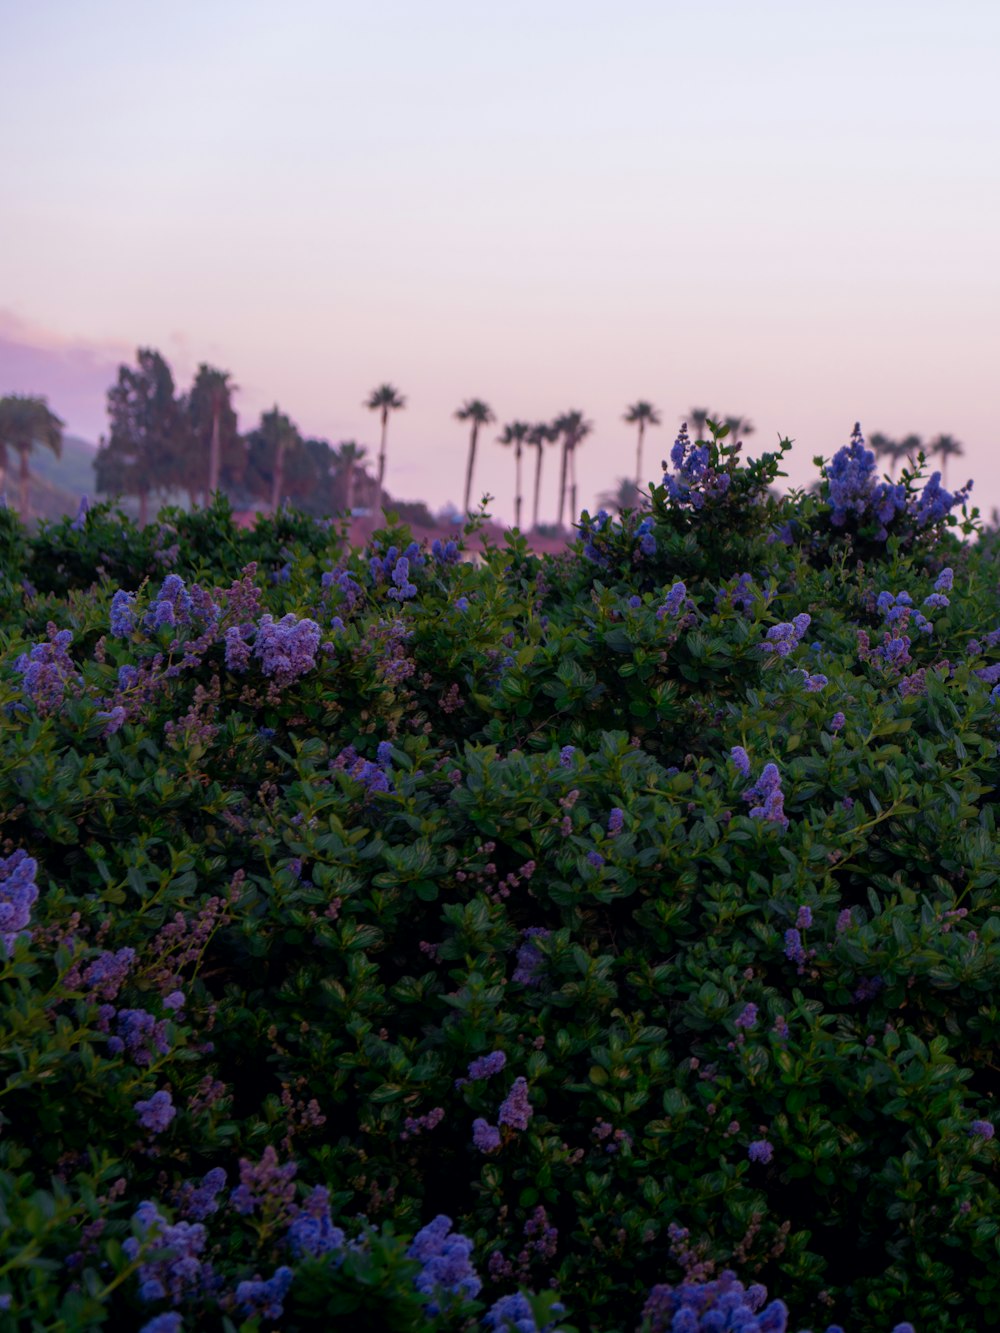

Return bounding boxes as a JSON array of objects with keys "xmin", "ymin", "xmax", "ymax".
[
  {"xmin": 134, "ymin": 1089, "xmax": 175, "ymax": 1134},
  {"xmin": 13, "ymin": 627, "xmax": 79, "ymax": 714},
  {"xmin": 607, "ymin": 807, "xmax": 625, "ymax": 835},
  {"xmin": 836, "ymin": 908, "xmax": 852, "ymax": 933},
  {"xmin": 140, "ymin": 1316, "xmax": 183, "ymax": 1333},
  {"xmin": 97, "ymin": 705, "xmax": 127, "ymax": 736},
  {"xmin": 559, "ymin": 745, "xmax": 576, "ymax": 767},
  {"xmin": 783, "ymin": 929, "xmax": 806, "ymax": 967},
  {"xmin": 743, "ymin": 763, "xmax": 789, "ymax": 829},
  {"xmin": 970, "ymin": 1119, "xmax": 994, "ymax": 1140},
  {"xmin": 829, "ymin": 712, "xmax": 846, "ymax": 732},
  {"xmin": 587, "ymin": 850, "xmax": 605, "ymax": 868},
  {"xmin": 512, "ymin": 928, "xmax": 550, "ymax": 986},
  {"xmin": 498, "ymin": 1076, "xmax": 533, "ymax": 1130},
  {"xmin": 109, "ymin": 589, "xmax": 137, "ymax": 638},
  {"xmin": 464, "ymin": 1050, "xmax": 507, "ymax": 1083},
  {"xmin": 408, "ymin": 1216, "xmax": 482, "ymax": 1312},
  {"xmin": 935, "ymin": 567, "xmax": 954, "ymax": 592},
  {"xmin": 735, "ymin": 1002, "xmax": 758, "ymax": 1030},
  {"xmin": 657, "ymin": 582, "xmax": 687, "ymax": 619},
  {"xmin": 730, "ymin": 745, "xmax": 751, "ymax": 777},
  {"xmin": 795, "ymin": 905, "xmax": 813, "ymax": 930},
  {"xmin": 175, "ymin": 1167, "xmax": 227, "ymax": 1221},
  {"xmin": 230, "ymin": 1145, "xmax": 297, "ymax": 1217},
  {"xmin": 748, "ymin": 1139, "xmax": 774, "ymax": 1164},
  {"xmin": 0, "ymin": 849, "xmax": 39, "ymax": 955},
  {"xmin": 254, "ymin": 613, "xmax": 322, "ymax": 685},
  {"xmin": 472, "ymin": 1118, "xmax": 502, "ymax": 1153},
  {"xmin": 235, "ymin": 1266, "xmax": 294, "ymax": 1320},
  {"xmin": 286, "ymin": 1186, "xmax": 346, "ymax": 1259},
  {"xmin": 123, "ymin": 1202, "xmax": 212, "ymax": 1305}
]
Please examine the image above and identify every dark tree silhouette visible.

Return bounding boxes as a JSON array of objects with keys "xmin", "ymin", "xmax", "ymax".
[{"xmin": 0, "ymin": 394, "xmax": 64, "ymax": 520}]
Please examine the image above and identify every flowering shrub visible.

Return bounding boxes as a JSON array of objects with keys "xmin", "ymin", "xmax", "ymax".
[{"xmin": 0, "ymin": 452, "xmax": 997, "ymax": 1331}]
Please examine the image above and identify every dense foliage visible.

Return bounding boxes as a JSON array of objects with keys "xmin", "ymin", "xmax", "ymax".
[{"xmin": 0, "ymin": 424, "xmax": 995, "ymax": 1333}]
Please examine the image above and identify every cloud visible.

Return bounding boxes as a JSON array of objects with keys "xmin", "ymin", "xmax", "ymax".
[{"xmin": 0, "ymin": 311, "xmax": 129, "ymax": 442}]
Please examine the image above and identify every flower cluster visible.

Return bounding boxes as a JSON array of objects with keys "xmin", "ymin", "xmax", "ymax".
[
  {"xmin": 662, "ymin": 424, "xmax": 732, "ymax": 509},
  {"xmin": 641, "ymin": 1269, "xmax": 784, "ymax": 1333},
  {"xmin": 407, "ymin": 1215, "xmax": 482, "ymax": 1314},
  {"xmin": 230, "ymin": 1145, "xmax": 297, "ymax": 1218},
  {"xmin": 657, "ymin": 582, "xmax": 688, "ymax": 619},
  {"xmin": 253, "ymin": 613, "xmax": 322, "ymax": 685},
  {"xmin": 285, "ymin": 1185, "xmax": 346, "ymax": 1259},
  {"xmin": 512, "ymin": 928, "xmax": 550, "ymax": 986},
  {"xmin": 759, "ymin": 614, "xmax": 811, "ymax": 659},
  {"xmin": 234, "ymin": 1266, "xmax": 294, "ymax": 1320},
  {"xmin": 824, "ymin": 422, "xmax": 971, "ymax": 538},
  {"xmin": 123, "ymin": 1201, "xmax": 215, "ymax": 1305},
  {"xmin": 498, "ymin": 1077, "xmax": 533, "ymax": 1130},
  {"xmin": 13, "ymin": 625, "xmax": 79, "ymax": 714},
  {"xmin": 741, "ymin": 763, "xmax": 789, "ymax": 829},
  {"xmin": 110, "ymin": 589, "xmax": 138, "ymax": 637},
  {"xmin": 0, "ymin": 849, "xmax": 39, "ymax": 955},
  {"xmin": 134, "ymin": 1089, "xmax": 176, "ymax": 1134}
]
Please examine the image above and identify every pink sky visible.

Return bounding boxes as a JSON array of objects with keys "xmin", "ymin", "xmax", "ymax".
[{"xmin": 1, "ymin": 1, "xmax": 996, "ymax": 523}]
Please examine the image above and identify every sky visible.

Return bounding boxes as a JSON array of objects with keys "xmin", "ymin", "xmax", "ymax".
[{"xmin": 1, "ymin": 0, "xmax": 997, "ymax": 522}]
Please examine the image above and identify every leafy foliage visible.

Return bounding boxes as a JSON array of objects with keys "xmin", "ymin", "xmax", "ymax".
[{"xmin": 0, "ymin": 431, "xmax": 994, "ymax": 1332}]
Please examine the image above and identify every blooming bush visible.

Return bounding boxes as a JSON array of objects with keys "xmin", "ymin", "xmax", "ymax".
[{"xmin": 0, "ymin": 446, "xmax": 996, "ymax": 1331}]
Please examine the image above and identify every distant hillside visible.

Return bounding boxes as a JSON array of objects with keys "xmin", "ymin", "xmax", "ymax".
[{"xmin": 27, "ymin": 433, "xmax": 97, "ymax": 499}]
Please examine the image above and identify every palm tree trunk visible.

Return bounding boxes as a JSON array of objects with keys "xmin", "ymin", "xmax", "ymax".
[
  {"xmin": 635, "ymin": 421, "xmax": 645, "ymax": 489},
  {"xmin": 271, "ymin": 439, "xmax": 285, "ymax": 512},
  {"xmin": 514, "ymin": 444, "xmax": 523, "ymax": 530},
  {"xmin": 376, "ymin": 410, "xmax": 388, "ymax": 512},
  {"xmin": 569, "ymin": 443, "xmax": 578, "ymax": 524},
  {"xmin": 463, "ymin": 423, "xmax": 479, "ymax": 515},
  {"xmin": 208, "ymin": 402, "xmax": 221, "ymax": 501},
  {"xmin": 17, "ymin": 448, "xmax": 30, "ymax": 520},
  {"xmin": 532, "ymin": 446, "xmax": 543, "ymax": 531},
  {"xmin": 557, "ymin": 437, "xmax": 569, "ymax": 530},
  {"xmin": 345, "ymin": 460, "xmax": 355, "ymax": 514}
]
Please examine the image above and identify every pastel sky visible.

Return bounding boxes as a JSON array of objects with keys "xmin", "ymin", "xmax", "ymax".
[{"xmin": 2, "ymin": 0, "xmax": 997, "ymax": 523}]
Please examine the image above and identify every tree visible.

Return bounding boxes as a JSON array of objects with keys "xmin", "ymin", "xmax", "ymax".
[
  {"xmin": 723, "ymin": 415, "xmax": 755, "ymax": 443},
  {"xmin": 332, "ymin": 441, "xmax": 368, "ymax": 514},
  {"xmin": 597, "ymin": 477, "xmax": 642, "ymax": 514},
  {"xmin": 554, "ymin": 410, "xmax": 593, "ymax": 530},
  {"xmin": 186, "ymin": 365, "xmax": 241, "ymax": 506},
  {"xmin": 689, "ymin": 408, "xmax": 710, "ymax": 441},
  {"xmin": 243, "ymin": 408, "xmax": 301, "ymax": 512},
  {"xmin": 527, "ymin": 422, "xmax": 558, "ymax": 532},
  {"xmin": 96, "ymin": 349, "xmax": 181, "ymax": 525},
  {"xmin": 456, "ymin": 399, "xmax": 495, "ymax": 515},
  {"xmin": 497, "ymin": 421, "xmax": 531, "ymax": 529},
  {"xmin": 623, "ymin": 401, "xmax": 661, "ymax": 489},
  {"xmin": 365, "ymin": 384, "xmax": 406, "ymax": 513},
  {"xmin": 929, "ymin": 433, "xmax": 964, "ymax": 487},
  {"xmin": 0, "ymin": 395, "xmax": 64, "ymax": 520}
]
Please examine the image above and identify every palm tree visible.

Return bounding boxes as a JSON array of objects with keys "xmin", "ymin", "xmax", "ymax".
[
  {"xmin": 365, "ymin": 384, "xmax": 406, "ymax": 512},
  {"xmin": 0, "ymin": 395, "xmax": 64, "ymax": 520},
  {"xmin": 455, "ymin": 399, "xmax": 495, "ymax": 515},
  {"xmin": 689, "ymin": 408, "xmax": 710, "ymax": 441},
  {"xmin": 623, "ymin": 401, "xmax": 661, "ymax": 489},
  {"xmin": 527, "ymin": 422, "xmax": 558, "ymax": 532},
  {"xmin": 929, "ymin": 433, "xmax": 964, "ymax": 486},
  {"xmin": 334, "ymin": 441, "xmax": 367, "ymax": 514},
  {"xmin": 554, "ymin": 410, "xmax": 593, "ymax": 530},
  {"xmin": 497, "ymin": 421, "xmax": 531, "ymax": 529},
  {"xmin": 723, "ymin": 415, "xmax": 755, "ymax": 444},
  {"xmin": 597, "ymin": 477, "xmax": 641, "ymax": 514},
  {"xmin": 898, "ymin": 434, "xmax": 923, "ymax": 474}
]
